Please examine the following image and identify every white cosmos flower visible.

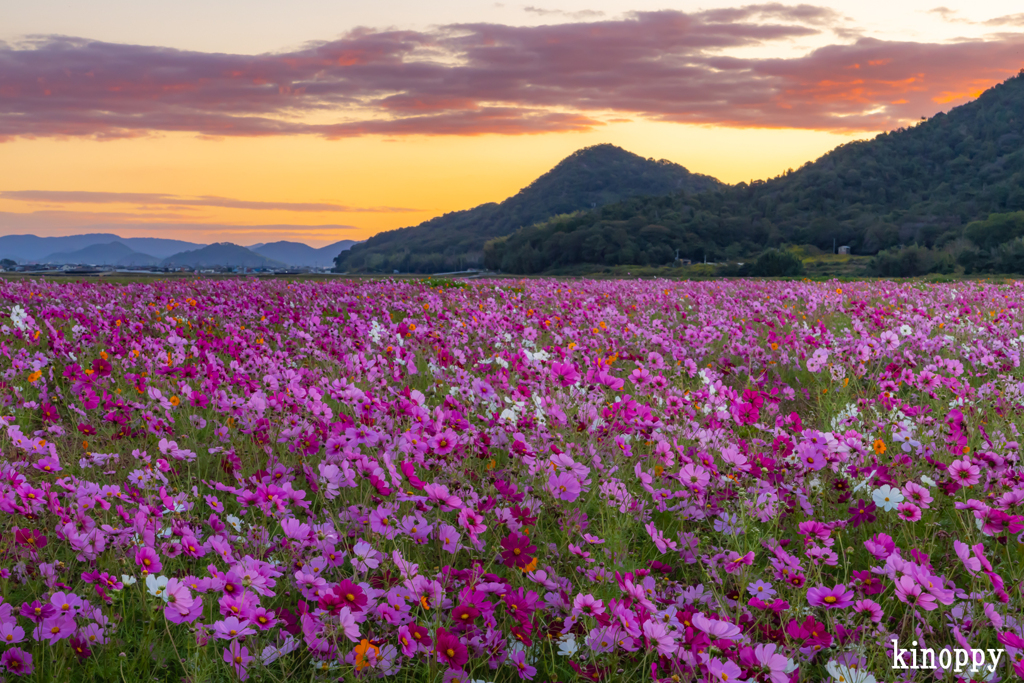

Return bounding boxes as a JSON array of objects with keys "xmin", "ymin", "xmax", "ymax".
[
  {"xmin": 557, "ymin": 634, "xmax": 579, "ymax": 656},
  {"xmin": 121, "ymin": 575, "xmax": 137, "ymax": 586},
  {"xmin": 872, "ymin": 485, "xmax": 904, "ymax": 512},
  {"xmin": 826, "ymin": 659, "xmax": 877, "ymax": 683},
  {"xmin": 146, "ymin": 575, "xmax": 169, "ymax": 601}
]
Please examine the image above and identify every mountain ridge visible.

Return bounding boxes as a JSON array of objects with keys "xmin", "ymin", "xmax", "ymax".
[
  {"xmin": 333, "ymin": 144, "xmax": 724, "ymax": 273},
  {"xmin": 487, "ymin": 70, "xmax": 1024, "ymax": 273}
]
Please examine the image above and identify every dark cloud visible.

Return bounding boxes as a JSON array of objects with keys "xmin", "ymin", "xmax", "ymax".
[
  {"xmin": 1, "ymin": 7, "xmax": 1022, "ymax": 140},
  {"xmin": 0, "ymin": 190, "xmax": 420, "ymax": 213}
]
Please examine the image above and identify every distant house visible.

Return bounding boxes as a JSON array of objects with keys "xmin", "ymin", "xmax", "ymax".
[
  {"xmin": 679, "ymin": 259, "xmax": 692, "ymax": 265},
  {"xmin": 838, "ymin": 246, "xmax": 851, "ymax": 255}
]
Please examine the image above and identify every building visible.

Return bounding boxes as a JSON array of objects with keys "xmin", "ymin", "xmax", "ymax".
[{"xmin": 838, "ymin": 246, "xmax": 851, "ymax": 255}]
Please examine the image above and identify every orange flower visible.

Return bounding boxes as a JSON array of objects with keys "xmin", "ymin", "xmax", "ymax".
[
  {"xmin": 522, "ymin": 557, "xmax": 538, "ymax": 573},
  {"xmin": 354, "ymin": 639, "xmax": 379, "ymax": 671},
  {"xmin": 169, "ymin": 396, "xmax": 180, "ymax": 407},
  {"xmin": 873, "ymin": 439, "xmax": 886, "ymax": 455},
  {"xmin": 27, "ymin": 371, "xmax": 42, "ymax": 383}
]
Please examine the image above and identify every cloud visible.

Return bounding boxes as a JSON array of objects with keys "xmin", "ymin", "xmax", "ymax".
[
  {"xmin": 1, "ymin": 7, "xmax": 1023, "ymax": 139},
  {"xmin": 984, "ymin": 13, "xmax": 1024, "ymax": 27},
  {"xmin": 0, "ymin": 190, "xmax": 419, "ymax": 213},
  {"xmin": 523, "ymin": 6, "xmax": 605, "ymax": 20},
  {"xmin": 928, "ymin": 7, "xmax": 1024, "ymax": 27}
]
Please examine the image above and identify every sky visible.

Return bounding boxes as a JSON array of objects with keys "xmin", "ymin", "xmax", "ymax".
[{"xmin": 2, "ymin": 1, "xmax": 1024, "ymax": 247}]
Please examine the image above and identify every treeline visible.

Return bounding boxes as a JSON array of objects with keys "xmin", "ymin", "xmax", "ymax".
[
  {"xmin": 487, "ymin": 71, "xmax": 1024, "ymax": 274},
  {"xmin": 869, "ymin": 211, "xmax": 1024, "ymax": 276}
]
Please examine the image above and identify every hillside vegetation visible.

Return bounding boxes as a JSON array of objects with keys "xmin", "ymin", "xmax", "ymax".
[
  {"xmin": 333, "ymin": 144, "xmax": 722, "ymax": 273},
  {"xmin": 487, "ymin": 70, "xmax": 1024, "ymax": 274}
]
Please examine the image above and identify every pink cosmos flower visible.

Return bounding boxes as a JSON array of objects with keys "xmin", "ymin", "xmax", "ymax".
[
  {"xmin": 280, "ymin": 518, "xmax": 311, "ymax": 542},
  {"xmin": 949, "ymin": 458, "xmax": 980, "ymax": 486},
  {"xmin": 223, "ymin": 641, "xmax": 253, "ymax": 681},
  {"xmin": 369, "ymin": 506, "xmax": 398, "ymax": 538},
  {"xmin": 135, "ymin": 547, "xmax": 162, "ymax": 575},
  {"xmin": 852, "ymin": 599, "xmax": 883, "ymax": 623},
  {"xmin": 807, "ymin": 584, "xmax": 854, "ymax": 609},
  {"xmin": 753, "ymin": 643, "xmax": 789, "ymax": 683},
  {"xmin": 894, "ymin": 575, "xmax": 937, "ymax": 611},
  {"xmin": 691, "ymin": 613, "xmax": 741, "ymax": 640},
  {"xmin": 896, "ymin": 502, "xmax": 922, "ymax": 522},
  {"xmin": 551, "ymin": 362, "xmax": 581, "ymax": 387},
  {"xmin": 213, "ymin": 617, "xmax": 255, "ymax": 640},
  {"xmin": 902, "ymin": 481, "xmax": 933, "ymax": 509},
  {"xmin": 706, "ymin": 657, "xmax": 743, "ymax": 682},
  {"xmin": 678, "ymin": 464, "xmax": 710, "ymax": 492},
  {"xmin": 642, "ymin": 620, "xmax": 677, "ymax": 655},
  {"xmin": 509, "ymin": 649, "xmax": 536, "ymax": 680},
  {"xmin": 572, "ymin": 594, "xmax": 605, "ymax": 617},
  {"xmin": 0, "ymin": 622, "xmax": 25, "ymax": 644},
  {"xmin": 547, "ymin": 472, "xmax": 581, "ymax": 502},
  {"xmin": 34, "ymin": 615, "xmax": 76, "ymax": 644}
]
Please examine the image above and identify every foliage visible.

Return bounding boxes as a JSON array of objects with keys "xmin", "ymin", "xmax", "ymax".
[
  {"xmin": 750, "ymin": 249, "xmax": 805, "ymax": 277},
  {"xmin": 333, "ymin": 145, "xmax": 722, "ymax": 273}
]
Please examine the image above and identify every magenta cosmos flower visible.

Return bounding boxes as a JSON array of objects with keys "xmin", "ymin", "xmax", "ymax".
[
  {"xmin": 807, "ymin": 584, "xmax": 854, "ymax": 609},
  {"xmin": 500, "ymin": 533, "xmax": 536, "ymax": 569},
  {"xmin": 0, "ymin": 648, "xmax": 33, "ymax": 676},
  {"xmin": 435, "ymin": 627, "xmax": 468, "ymax": 668}
]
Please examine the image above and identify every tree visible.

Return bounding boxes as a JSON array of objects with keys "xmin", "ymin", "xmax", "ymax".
[{"xmin": 750, "ymin": 249, "xmax": 804, "ymax": 277}]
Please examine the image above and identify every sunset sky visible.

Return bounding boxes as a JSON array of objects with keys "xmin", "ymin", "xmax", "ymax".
[{"xmin": 2, "ymin": 1, "xmax": 1024, "ymax": 246}]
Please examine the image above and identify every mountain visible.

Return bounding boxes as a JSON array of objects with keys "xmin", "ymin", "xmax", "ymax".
[
  {"xmin": 0, "ymin": 233, "xmax": 202, "ymax": 262},
  {"xmin": 333, "ymin": 144, "xmax": 723, "ymax": 273},
  {"xmin": 44, "ymin": 241, "xmax": 160, "ymax": 266},
  {"xmin": 488, "ymin": 70, "xmax": 1024, "ymax": 273},
  {"xmin": 161, "ymin": 243, "xmax": 287, "ymax": 268},
  {"xmin": 252, "ymin": 239, "xmax": 356, "ymax": 267}
]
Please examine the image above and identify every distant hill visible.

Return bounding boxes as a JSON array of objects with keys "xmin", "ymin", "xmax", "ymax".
[
  {"xmin": 45, "ymin": 241, "xmax": 160, "ymax": 266},
  {"xmin": 0, "ymin": 233, "xmax": 202, "ymax": 262},
  {"xmin": 488, "ymin": 70, "xmax": 1024, "ymax": 273},
  {"xmin": 161, "ymin": 243, "xmax": 287, "ymax": 268},
  {"xmin": 252, "ymin": 239, "xmax": 356, "ymax": 267},
  {"xmin": 333, "ymin": 144, "xmax": 723, "ymax": 273}
]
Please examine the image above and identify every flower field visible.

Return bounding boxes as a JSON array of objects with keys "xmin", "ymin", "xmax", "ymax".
[{"xmin": 2, "ymin": 277, "xmax": 1024, "ymax": 683}]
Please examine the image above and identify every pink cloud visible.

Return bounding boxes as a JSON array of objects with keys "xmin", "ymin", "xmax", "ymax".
[
  {"xmin": 0, "ymin": 190, "xmax": 420, "ymax": 213},
  {"xmin": 1, "ymin": 8, "xmax": 1022, "ymax": 140}
]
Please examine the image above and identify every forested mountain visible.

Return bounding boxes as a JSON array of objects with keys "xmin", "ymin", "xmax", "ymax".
[
  {"xmin": 332, "ymin": 144, "xmax": 723, "ymax": 273},
  {"xmin": 487, "ymin": 70, "xmax": 1024, "ymax": 273}
]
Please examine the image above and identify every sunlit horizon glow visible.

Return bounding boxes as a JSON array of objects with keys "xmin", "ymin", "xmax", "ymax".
[{"xmin": 2, "ymin": 0, "xmax": 1023, "ymax": 246}]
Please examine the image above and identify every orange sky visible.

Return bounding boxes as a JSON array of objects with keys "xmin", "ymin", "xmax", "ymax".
[{"xmin": 1, "ymin": 1, "xmax": 1023, "ymax": 246}]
